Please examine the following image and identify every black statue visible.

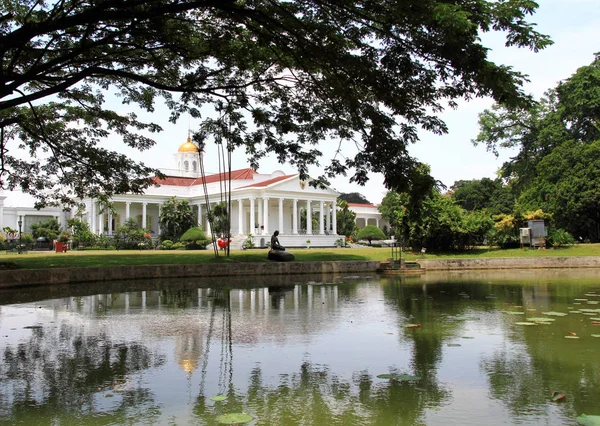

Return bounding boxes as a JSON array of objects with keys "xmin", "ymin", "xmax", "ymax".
[{"xmin": 268, "ymin": 230, "xmax": 294, "ymax": 262}]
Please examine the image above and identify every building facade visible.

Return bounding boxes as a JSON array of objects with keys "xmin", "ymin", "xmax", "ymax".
[{"xmin": 1, "ymin": 137, "xmax": 387, "ymax": 247}]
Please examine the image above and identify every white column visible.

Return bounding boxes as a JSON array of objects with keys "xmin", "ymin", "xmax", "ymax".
[
  {"xmin": 196, "ymin": 204, "xmax": 201, "ymax": 227},
  {"xmin": 108, "ymin": 212, "xmax": 113, "ymax": 235},
  {"xmin": 278, "ymin": 198, "xmax": 284, "ymax": 233},
  {"xmin": 238, "ymin": 199, "xmax": 244, "ymax": 235},
  {"xmin": 326, "ymin": 202, "xmax": 331, "ymax": 234},
  {"xmin": 332, "ymin": 200, "xmax": 337, "ymax": 235},
  {"xmin": 263, "ymin": 197, "xmax": 269, "ymax": 235},
  {"xmin": 306, "ymin": 200, "xmax": 312, "ymax": 235},
  {"xmin": 142, "ymin": 202, "xmax": 147, "ymax": 229},
  {"xmin": 292, "ymin": 199, "xmax": 298, "ymax": 235},
  {"xmin": 319, "ymin": 200, "xmax": 324, "ymax": 235},
  {"xmin": 158, "ymin": 204, "xmax": 162, "ymax": 234},
  {"xmin": 250, "ymin": 198, "xmax": 255, "ymax": 233},
  {"xmin": 91, "ymin": 202, "xmax": 97, "ymax": 233},
  {"xmin": 0, "ymin": 200, "xmax": 4, "ymax": 230},
  {"xmin": 258, "ymin": 198, "xmax": 263, "ymax": 231},
  {"xmin": 125, "ymin": 202, "xmax": 131, "ymax": 220},
  {"xmin": 98, "ymin": 212, "xmax": 104, "ymax": 234},
  {"xmin": 376, "ymin": 218, "xmax": 380, "ymax": 228}
]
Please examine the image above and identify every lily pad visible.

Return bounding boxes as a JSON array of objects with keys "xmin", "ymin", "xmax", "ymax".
[
  {"xmin": 447, "ymin": 343, "xmax": 461, "ymax": 347},
  {"xmin": 377, "ymin": 373, "xmax": 421, "ymax": 381},
  {"xmin": 449, "ymin": 316, "xmax": 480, "ymax": 321},
  {"xmin": 564, "ymin": 335, "xmax": 580, "ymax": 339},
  {"xmin": 590, "ymin": 318, "xmax": 600, "ymax": 321},
  {"xmin": 542, "ymin": 311, "xmax": 568, "ymax": 317},
  {"xmin": 575, "ymin": 299, "xmax": 589, "ymax": 302},
  {"xmin": 577, "ymin": 414, "xmax": 600, "ymax": 426},
  {"xmin": 515, "ymin": 322, "xmax": 538, "ymax": 326},
  {"xmin": 503, "ymin": 311, "xmax": 525, "ymax": 315},
  {"xmin": 587, "ymin": 301, "xmax": 599, "ymax": 305},
  {"xmin": 584, "ymin": 293, "xmax": 598, "ymax": 297},
  {"xmin": 216, "ymin": 413, "xmax": 254, "ymax": 424},
  {"xmin": 403, "ymin": 324, "xmax": 422, "ymax": 328},
  {"xmin": 591, "ymin": 334, "xmax": 600, "ymax": 338},
  {"xmin": 551, "ymin": 391, "xmax": 567, "ymax": 402},
  {"xmin": 526, "ymin": 318, "xmax": 555, "ymax": 323},
  {"xmin": 211, "ymin": 395, "xmax": 227, "ymax": 401}
]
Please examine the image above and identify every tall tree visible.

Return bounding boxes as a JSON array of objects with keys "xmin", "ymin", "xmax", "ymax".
[
  {"xmin": 474, "ymin": 55, "xmax": 600, "ymax": 241},
  {"xmin": 0, "ymin": 0, "xmax": 550, "ymax": 207},
  {"xmin": 336, "ymin": 199, "xmax": 357, "ymax": 238},
  {"xmin": 450, "ymin": 178, "xmax": 515, "ymax": 215}
]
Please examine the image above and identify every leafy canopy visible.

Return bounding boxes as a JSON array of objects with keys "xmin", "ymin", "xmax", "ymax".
[
  {"xmin": 159, "ymin": 197, "xmax": 195, "ymax": 241},
  {"xmin": 474, "ymin": 55, "xmax": 600, "ymax": 241},
  {"xmin": 0, "ymin": 0, "xmax": 550, "ymax": 206},
  {"xmin": 357, "ymin": 225, "xmax": 386, "ymax": 245}
]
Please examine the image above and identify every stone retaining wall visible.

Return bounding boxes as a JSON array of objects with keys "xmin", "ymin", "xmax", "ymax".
[
  {"xmin": 0, "ymin": 261, "xmax": 381, "ymax": 289},
  {"xmin": 417, "ymin": 257, "xmax": 600, "ymax": 270}
]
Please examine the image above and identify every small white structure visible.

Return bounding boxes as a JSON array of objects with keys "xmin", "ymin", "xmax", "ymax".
[{"xmin": 348, "ymin": 202, "xmax": 389, "ymax": 230}]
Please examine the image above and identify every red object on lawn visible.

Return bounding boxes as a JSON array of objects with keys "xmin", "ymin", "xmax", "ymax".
[{"xmin": 217, "ymin": 238, "xmax": 232, "ymax": 249}]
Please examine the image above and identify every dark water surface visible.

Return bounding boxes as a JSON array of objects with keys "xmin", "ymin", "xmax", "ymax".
[{"xmin": 1, "ymin": 270, "xmax": 600, "ymax": 425}]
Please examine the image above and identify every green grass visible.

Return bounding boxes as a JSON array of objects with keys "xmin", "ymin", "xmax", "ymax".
[{"xmin": 1, "ymin": 244, "xmax": 599, "ymax": 270}]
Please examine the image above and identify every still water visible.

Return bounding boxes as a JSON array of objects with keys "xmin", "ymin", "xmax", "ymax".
[{"xmin": 1, "ymin": 270, "xmax": 600, "ymax": 425}]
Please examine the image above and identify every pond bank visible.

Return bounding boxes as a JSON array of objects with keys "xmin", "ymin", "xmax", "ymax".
[
  {"xmin": 417, "ymin": 256, "xmax": 600, "ymax": 270},
  {"xmin": 0, "ymin": 260, "xmax": 381, "ymax": 289},
  {"xmin": 3, "ymin": 256, "xmax": 600, "ymax": 289}
]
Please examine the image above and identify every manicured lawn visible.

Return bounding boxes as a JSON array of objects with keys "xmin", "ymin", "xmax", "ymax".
[{"xmin": 1, "ymin": 244, "xmax": 600, "ymax": 270}]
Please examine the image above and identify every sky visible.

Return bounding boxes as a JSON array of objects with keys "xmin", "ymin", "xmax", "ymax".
[{"xmin": 10, "ymin": 0, "xmax": 598, "ymax": 208}]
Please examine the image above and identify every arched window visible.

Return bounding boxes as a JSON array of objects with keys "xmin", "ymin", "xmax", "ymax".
[
  {"xmin": 184, "ymin": 160, "xmax": 189, "ymax": 171},
  {"xmin": 192, "ymin": 161, "xmax": 197, "ymax": 172}
]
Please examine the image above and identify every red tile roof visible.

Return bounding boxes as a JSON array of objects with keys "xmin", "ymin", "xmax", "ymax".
[
  {"xmin": 153, "ymin": 168, "xmax": 258, "ymax": 187},
  {"xmin": 238, "ymin": 174, "xmax": 296, "ymax": 189}
]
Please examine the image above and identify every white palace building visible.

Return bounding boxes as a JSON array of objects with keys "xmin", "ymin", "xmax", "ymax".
[{"xmin": 0, "ymin": 136, "xmax": 387, "ymax": 248}]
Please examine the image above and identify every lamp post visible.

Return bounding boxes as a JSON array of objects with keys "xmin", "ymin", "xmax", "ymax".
[{"xmin": 17, "ymin": 217, "xmax": 22, "ymax": 254}]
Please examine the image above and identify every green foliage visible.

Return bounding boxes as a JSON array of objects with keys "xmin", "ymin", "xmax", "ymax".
[
  {"xmin": 159, "ymin": 197, "xmax": 195, "ymax": 242},
  {"xmin": 380, "ymin": 190, "xmax": 494, "ymax": 251},
  {"xmin": 30, "ymin": 218, "xmax": 61, "ymax": 241},
  {"xmin": 450, "ymin": 178, "xmax": 515, "ymax": 215},
  {"xmin": 159, "ymin": 240, "xmax": 175, "ymax": 250},
  {"xmin": 336, "ymin": 200, "xmax": 358, "ymax": 238},
  {"xmin": 357, "ymin": 225, "xmax": 386, "ymax": 245},
  {"xmin": 339, "ymin": 193, "xmax": 371, "ymax": 204},
  {"xmin": 547, "ymin": 228, "xmax": 576, "ymax": 248},
  {"xmin": 113, "ymin": 218, "xmax": 151, "ymax": 250},
  {"xmin": 208, "ymin": 202, "xmax": 230, "ymax": 237},
  {"xmin": 475, "ymin": 55, "xmax": 600, "ymax": 241},
  {"xmin": 67, "ymin": 218, "xmax": 96, "ymax": 246},
  {"xmin": 57, "ymin": 232, "xmax": 70, "ymax": 243},
  {"xmin": 0, "ymin": 0, "xmax": 550, "ymax": 206},
  {"xmin": 180, "ymin": 227, "xmax": 209, "ymax": 250}
]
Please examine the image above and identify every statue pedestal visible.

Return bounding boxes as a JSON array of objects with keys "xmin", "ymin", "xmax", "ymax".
[{"xmin": 267, "ymin": 249, "xmax": 295, "ymax": 262}]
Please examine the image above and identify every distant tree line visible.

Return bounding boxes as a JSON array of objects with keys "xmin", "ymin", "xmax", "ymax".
[{"xmin": 378, "ymin": 55, "xmax": 600, "ymax": 250}]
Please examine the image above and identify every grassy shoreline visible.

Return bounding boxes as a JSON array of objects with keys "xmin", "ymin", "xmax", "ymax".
[{"xmin": 2, "ymin": 244, "xmax": 600, "ymax": 270}]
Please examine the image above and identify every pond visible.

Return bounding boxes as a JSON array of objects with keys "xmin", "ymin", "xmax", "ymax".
[{"xmin": 1, "ymin": 270, "xmax": 600, "ymax": 426}]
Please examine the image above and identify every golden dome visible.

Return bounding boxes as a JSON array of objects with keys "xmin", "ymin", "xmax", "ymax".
[{"xmin": 178, "ymin": 134, "xmax": 199, "ymax": 153}]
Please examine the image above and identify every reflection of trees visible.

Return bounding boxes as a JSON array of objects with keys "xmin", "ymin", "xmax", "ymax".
[
  {"xmin": 193, "ymin": 361, "xmax": 450, "ymax": 425},
  {"xmin": 481, "ymin": 321, "xmax": 600, "ymax": 419},
  {"xmin": 0, "ymin": 322, "xmax": 164, "ymax": 424}
]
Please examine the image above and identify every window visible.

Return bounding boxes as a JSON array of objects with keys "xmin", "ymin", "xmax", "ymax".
[{"xmin": 184, "ymin": 160, "xmax": 189, "ymax": 171}]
